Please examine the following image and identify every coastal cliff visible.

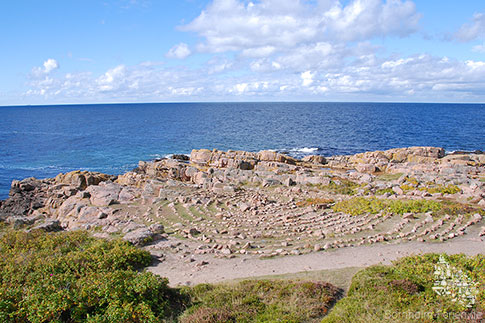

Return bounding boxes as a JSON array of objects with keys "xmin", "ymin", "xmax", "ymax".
[{"xmin": 1, "ymin": 147, "xmax": 484, "ymax": 254}]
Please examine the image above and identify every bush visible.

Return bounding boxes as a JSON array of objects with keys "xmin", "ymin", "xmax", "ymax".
[
  {"xmin": 323, "ymin": 254, "xmax": 484, "ymax": 323},
  {"xmin": 0, "ymin": 230, "xmax": 185, "ymax": 322}
]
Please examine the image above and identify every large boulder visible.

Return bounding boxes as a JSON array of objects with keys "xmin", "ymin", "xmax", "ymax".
[
  {"xmin": 54, "ymin": 171, "xmax": 113, "ymax": 190},
  {"xmin": 190, "ymin": 149, "xmax": 213, "ymax": 165},
  {"xmin": 29, "ymin": 219, "xmax": 62, "ymax": 232},
  {"xmin": 123, "ymin": 224, "xmax": 163, "ymax": 246},
  {"xmin": 258, "ymin": 150, "xmax": 297, "ymax": 165},
  {"xmin": 301, "ymin": 155, "xmax": 327, "ymax": 165},
  {"xmin": 0, "ymin": 177, "xmax": 49, "ymax": 219},
  {"xmin": 86, "ymin": 182, "xmax": 122, "ymax": 206}
]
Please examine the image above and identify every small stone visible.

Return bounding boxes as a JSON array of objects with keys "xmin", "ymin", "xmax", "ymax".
[
  {"xmin": 392, "ymin": 186, "xmax": 404, "ymax": 195},
  {"xmin": 239, "ymin": 203, "xmax": 250, "ymax": 212},
  {"xmin": 479, "ymin": 227, "xmax": 485, "ymax": 237},
  {"xmin": 196, "ymin": 260, "xmax": 209, "ymax": 267},
  {"xmin": 189, "ymin": 228, "xmax": 201, "ymax": 236},
  {"xmin": 221, "ymin": 248, "xmax": 232, "ymax": 255}
]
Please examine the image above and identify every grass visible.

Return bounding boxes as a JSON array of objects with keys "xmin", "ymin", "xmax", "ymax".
[
  {"xmin": 424, "ymin": 184, "xmax": 461, "ymax": 195},
  {"xmin": 332, "ymin": 197, "xmax": 485, "ymax": 217},
  {"xmin": 232, "ymin": 267, "xmax": 362, "ymax": 292},
  {"xmin": 296, "ymin": 198, "xmax": 335, "ymax": 208},
  {"xmin": 375, "ymin": 173, "xmax": 403, "ymax": 182},
  {"xmin": 310, "ymin": 179, "xmax": 361, "ymax": 196},
  {"xmin": 375, "ymin": 187, "xmax": 395, "ymax": 195},
  {"xmin": 0, "ymin": 227, "xmax": 342, "ymax": 322},
  {"xmin": 2, "ymin": 225, "xmax": 485, "ymax": 322},
  {"xmin": 323, "ymin": 254, "xmax": 484, "ymax": 323},
  {"xmin": 179, "ymin": 279, "xmax": 342, "ymax": 323}
]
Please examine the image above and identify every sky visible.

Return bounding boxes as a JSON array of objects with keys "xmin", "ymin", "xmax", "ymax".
[{"xmin": 1, "ymin": 0, "xmax": 485, "ymax": 105}]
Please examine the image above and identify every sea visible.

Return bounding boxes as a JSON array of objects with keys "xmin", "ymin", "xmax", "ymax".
[{"xmin": 0, "ymin": 102, "xmax": 484, "ymax": 199}]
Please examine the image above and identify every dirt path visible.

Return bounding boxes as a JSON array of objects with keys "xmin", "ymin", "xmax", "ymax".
[{"xmin": 147, "ymin": 236, "xmax": 485, "ymax": 286}]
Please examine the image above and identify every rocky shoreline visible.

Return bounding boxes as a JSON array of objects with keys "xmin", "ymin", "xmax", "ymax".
[{"xmin": 1, "ymin": 146, "xmax": 484, "ymax": 267}]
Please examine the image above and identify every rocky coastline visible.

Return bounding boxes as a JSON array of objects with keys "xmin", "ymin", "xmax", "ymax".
[{"xmin": 1, "ymin": 146, "xmax": 484, "ymax": 265}]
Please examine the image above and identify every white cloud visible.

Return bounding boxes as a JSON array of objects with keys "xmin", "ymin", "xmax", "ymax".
[
  {"xmin": 183, "ymin": 0, "xmax": 420, "ymax": 54},
  {"xmin": 43, "ymin": 59, "xmax": 59, "ymax": 73},
  {"xmin": 241, "ymin": 46, "xmax": 276, "ymax": 58},
  {"xmin": 31, "ymin": 58, "xmax": 59, "ymax": 77},
  {"xmin": 301, "ymin": 71, "xmax": 314, "ymax": 87},
  {"xmin": 166, "ymin": 43, "xmax": 192, "ymax": 59},
  {"xmin": 455, "ymin": 13, "xmax": 485, "ymax": 42},
  {"xmin": 24, "ymin": 53, "xmax": 485, "ymax": 103},
  {"xmin": 19, "ymin": 2, "xmax": 485, "ymax": 104},
  {"xmin": 96, "ymin": 65, "xmax": 126, "ymax": 91}
]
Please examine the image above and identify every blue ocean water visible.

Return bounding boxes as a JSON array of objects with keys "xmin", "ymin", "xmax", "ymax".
[{"xmin": 0, "ymin": 102, "xmax": 484, "ymax": 199}]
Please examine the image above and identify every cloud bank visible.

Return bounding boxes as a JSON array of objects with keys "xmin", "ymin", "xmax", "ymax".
[{"xmin": 22, "ymin": 1, "xmax": 485, "ymax": 103}]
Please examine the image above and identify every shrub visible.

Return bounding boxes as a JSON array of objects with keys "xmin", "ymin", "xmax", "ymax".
[
  {"xmin": 0, "ymin": 229, "xmax": 185, "ymax": 322},
  {"xmin": 323, "ymin": 254, "xmax": 484, "ymax": 323}
]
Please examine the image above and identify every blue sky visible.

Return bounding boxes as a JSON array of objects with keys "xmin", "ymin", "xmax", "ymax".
[{"xmin": 1, "ymin": 0, "xmax": 484, "ymax": 105}]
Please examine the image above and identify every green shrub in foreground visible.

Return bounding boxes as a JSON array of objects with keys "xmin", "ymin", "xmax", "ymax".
[
  {"xmin": 0, "ymin": 229, "xmax": 185, "ymax": 322},
  {"xmin": 179, "ymin": 280, "xmax": 341, "ymax": 323},
  {"xmin": 323, "ymin": 254, "xmax": 484, "ymax": 323}
]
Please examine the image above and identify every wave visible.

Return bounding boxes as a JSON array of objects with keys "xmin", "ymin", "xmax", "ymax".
[
  {"xmin": 279, "ymin": 147, "xmax": 324, "ymax": 157},
  {"xmin": 0, "ymin": 165, "xmax": 68, "ymax": 171},
  {"xmin": 445, "ymin": 149, "xmax": 484, "ymax": 155},
  {"xmin": 149, "ymin": 153, "xmax": 190, "ymax": 160},
  {"xmin": 289, "ymin": 147, "xmax": 322, "ymax": 154}
]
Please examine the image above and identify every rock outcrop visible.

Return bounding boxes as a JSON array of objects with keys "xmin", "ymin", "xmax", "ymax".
[{"xmin": 1, "ymin": 146, "xmax": 484, "ymax": 252}]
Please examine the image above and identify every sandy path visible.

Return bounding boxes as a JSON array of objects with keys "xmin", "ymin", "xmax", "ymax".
[{"xmin": 147, "ymin": 236, "xmax": 484, "ymax": 286}]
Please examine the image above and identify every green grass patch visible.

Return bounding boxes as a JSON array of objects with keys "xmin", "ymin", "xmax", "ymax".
[
  {"xmin": 332, "ymin": 197, "xmax": 443, "ymax": 216},
  {"xmin": 424, "ymin": 184, "xmax": 461, "ymax": 195},
  {"xmin": 376, "ymin": 173, "xmax": 403, "ymax": 182},
  {"xmin": 312, "ymin": 179, "xmax": 361, "ymax": 195},
  {"xmin": 323, "ymin": 253, "xmax": 484, "ymax": 323},
  {"xmin": 375, "ymin": 187, "xmax": 395, "ymax": 195},
  {"xmin": 180, "ymin": 280, "xmax": 341, "ymax": 323},
  {"xmin": 332, "ymin": 197, "xmax": 485, "ymax": 217},
  {"xmin": 232, "ymin": 267, "xmax": 362, "ymax": 292}
]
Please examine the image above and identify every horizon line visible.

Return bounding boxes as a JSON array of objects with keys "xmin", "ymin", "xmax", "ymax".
[{"xmin": 1, "ymin": 100, "xmax": 484, "ymax": 108}]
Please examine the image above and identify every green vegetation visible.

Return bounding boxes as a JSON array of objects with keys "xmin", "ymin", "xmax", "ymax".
[
  {"xmin": 296, "ymin": 198, "xmax": 335, "ymax": 208},
  {"xmin": 0, "ymin": 229, "xmax": 342, "ymax": 322},
  {"xmin": 0, "ymin": 230, "xmax": 185, "ymax": 322},
  {"xmin": 424, "ymin": 184, "xmax": 461, "ymax": 195},
  {"xmin": 323, "ymin": 254, "xmax": 484, "ymax": 323},
  {"xmin": 375, "ymin": 187, "xmax": 395, "ymax": 195},
  {"xmin": 2, "ymin": 229, "xmax": 484, "ymax": 323},
  {"xmin": 332, "ymin": 197, "xmax": 485, "ymax": 217},
  {"xmin": 375, "ymin": 172, "xmax": 403, "ymax": 182},
  {"xmin": 180, "ymin": 280, "xmax": 341, "ymax": 323},
  {"xmin": 233, "ymin": 267, "xmax": 362, "ymax": 292},
  {"xmin": 332, "ymin": 197, "xmax": 442, "ymax": 216},
  {"xmin": 313, "ymin": 179, "xmax": 361, "ymax": 195}
]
